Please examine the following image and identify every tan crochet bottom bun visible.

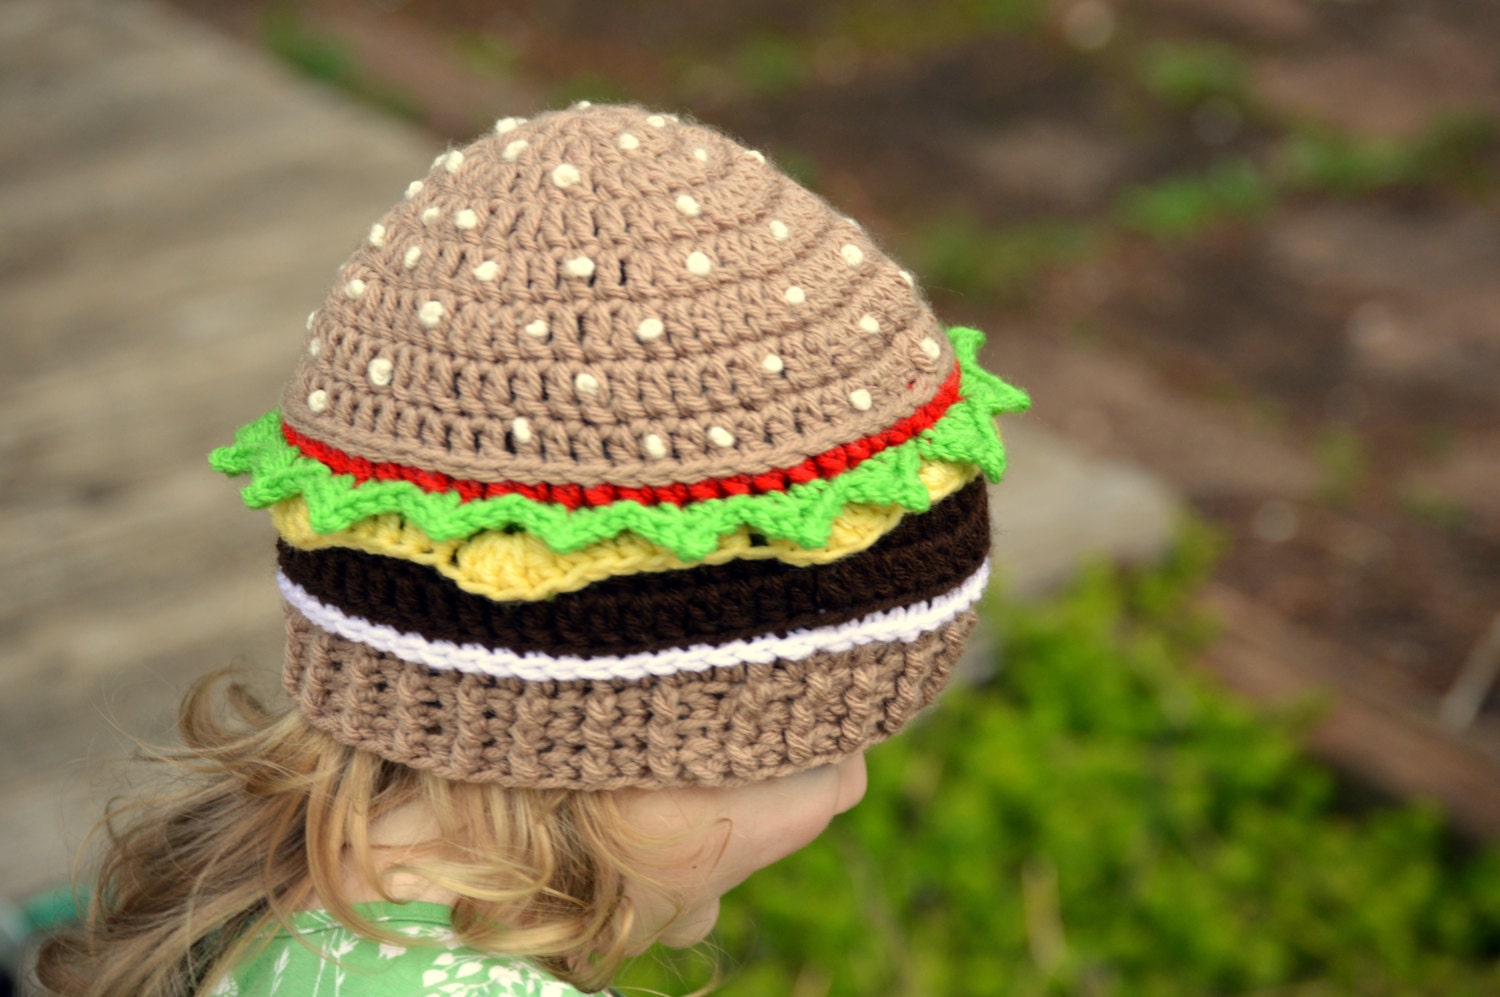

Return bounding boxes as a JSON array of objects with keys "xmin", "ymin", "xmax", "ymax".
[{"xmin": 284, "ymin": 605, "xmax": 976, "ymax": 789}]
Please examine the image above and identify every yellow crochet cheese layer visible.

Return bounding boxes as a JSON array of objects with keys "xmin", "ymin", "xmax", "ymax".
[{"xmin": 271, "ymin": 460, "xmax": 978, "ymax": 602}]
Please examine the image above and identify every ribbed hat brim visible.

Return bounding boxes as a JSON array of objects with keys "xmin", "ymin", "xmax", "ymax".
[{"xmin": 284, "ymin": 604, "xmax": 977, "ymax": 789}]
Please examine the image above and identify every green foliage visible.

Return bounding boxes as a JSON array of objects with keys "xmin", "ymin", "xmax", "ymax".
[
  {"xmin": 618, "ymin": 528, "xmax": 1500, "ymax": 996},
  {"xmin": 451, "ymin": 32, "xmax": 520, "ymax": 81},
  {"xmin": 1315, "ymin": 427, "xmax": 1370, "ymax": 506},
  {"xmin": 1113, "ymin": 159, "xmax": 1273, "ymax": 241},
  {"xmin": 731, "ymin": 35, "xmax": 809, "ymax": 99},
  {"xmin": 1400, "ymin": 483, "xmax": 1472, "ymax": 533},
  {"xmin": 769, "ymin": 149, "xmax": 822, "ymax": 192},
  {"xmin": 1136, "ymin": 41, "xmax": 1255, "ymax": 113},
  {"xmin": 1279, "ymin": 130, "xmax": 1428, "ymax": 198},
  {"xmin": 259, "ymin": 5, "xmax": 418, "ymax": 121},
  {"xmin": 1279, "ymin": 113, "xmax": 1499, "ymax": 197},
  {"xmin": 1410, "ymin": 112, "xmax": 1500, "ymax": 193},
  {"xmin": 832, "ymin": 0, "xmax": 1047, "ymax": 56},
  {"xmin": 951, "ymin": 0, "xmax": 1049, "ymax": 35},
  {"xmin": 908, "ymin": 213, "xmax": 1099, "ymax": 300}
]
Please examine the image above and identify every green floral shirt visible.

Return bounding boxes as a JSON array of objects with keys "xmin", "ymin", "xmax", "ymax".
[{"xmin": 205, "ymin": 901, "xmax": 590, "ymax": 996}]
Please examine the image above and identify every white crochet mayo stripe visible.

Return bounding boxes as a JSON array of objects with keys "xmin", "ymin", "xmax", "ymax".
[{"xmin": 278, "ymin": 559, "xmax": 990, "ymax": 684}]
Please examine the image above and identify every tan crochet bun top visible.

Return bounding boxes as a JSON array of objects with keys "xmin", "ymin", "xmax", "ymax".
[{"xmin": 284, "ymin": 105, "xmax": 951, "ymax": 489}]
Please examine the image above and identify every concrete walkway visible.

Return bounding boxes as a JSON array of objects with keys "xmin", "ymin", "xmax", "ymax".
[{"xmin": 0, "ymin": 0, "xmax": 1176, "ymax": 902}]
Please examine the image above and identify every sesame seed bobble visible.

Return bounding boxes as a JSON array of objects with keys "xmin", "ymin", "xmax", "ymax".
[
  {"xmin": 368, "ymin": 357, "xmax": 394, "ymax": 387},
  {"xmin": 686, "ymin": 251, "xmax": 713, "ymax": 276}
]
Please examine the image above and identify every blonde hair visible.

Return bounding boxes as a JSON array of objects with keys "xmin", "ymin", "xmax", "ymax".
[{"xmin": 35, "ymin": 674, "xmax": 663, "ymax": 996}]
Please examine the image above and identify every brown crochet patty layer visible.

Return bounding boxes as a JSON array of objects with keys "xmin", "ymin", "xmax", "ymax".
[
  {"xmin": 285, "ymin": 604, "xmax": 977, "ymax": 789},
  {"xmin": 276, "ymin": 477, "xmax": 989, "ymax": 658}
]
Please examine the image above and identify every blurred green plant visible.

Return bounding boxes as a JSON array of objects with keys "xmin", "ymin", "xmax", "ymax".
[
  {"xmin": 1278, "ymin": 112, "xmax": 1499, "ymax": 197},
  {"xmin": 828, "ymin": 0, "xmax": 1047, "ymax": 57},
  {"xmin": 908, "ymin": 213, "xmax": 1099, "ymax": 300},
  {"xmin": 945, "ymin": 0, "xmax": 1049, "ymax": 36},
  {"xmin": 260, "ymin": 4, "xmax": 419, "ymax": 121},
  {"xmin": 452, "ymin": 32, "xmax": 520, "ymax": 81},
  {"xmin": 1135, "ymin": 41, "xmax": 1256, "ymax": 114},
  {"xmin": 731, "ymin": 34, "xmax": 810, "ymax": 99},
  {"xmin": 1400, "ymin": 483, "xmax": 1471, "ymax": 533},
  {"xmin": 1113, "ymin": 158, "xmax": 1273, "ymax": 241},
  {"xmin": 769, "ymin": 149, "xmax": 823, "ymax": 192},
  {"xmin": 1315, "ymin": 427, "xmax": 1371, "ymax": 507},
  {"xmin": 619, "ymin": 526, "xmax": 1500, "ymax": 996}
]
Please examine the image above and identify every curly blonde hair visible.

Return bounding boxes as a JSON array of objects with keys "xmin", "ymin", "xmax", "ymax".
[{"xmin": 35, "ymin": 675, "xmax": 666, "ymax": 995}]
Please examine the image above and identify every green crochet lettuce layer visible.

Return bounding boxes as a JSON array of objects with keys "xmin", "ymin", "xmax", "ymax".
[{"xmin": 210, "ymin": 327, "xmax": 1030, "ymax": 561}]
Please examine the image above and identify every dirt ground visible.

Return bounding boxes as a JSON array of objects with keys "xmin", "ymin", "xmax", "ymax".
[{"xmin": 163, "ymin": 0, "xmax": 1500, "ymax": 820}]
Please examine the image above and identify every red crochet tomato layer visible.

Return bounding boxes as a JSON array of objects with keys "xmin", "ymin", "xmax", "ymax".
[{"xmin": 285, "ymin": 364, "xmax": 961, "ymax": 510}]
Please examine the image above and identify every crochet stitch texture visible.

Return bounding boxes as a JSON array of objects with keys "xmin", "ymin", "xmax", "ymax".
[{"xmin": 212, "ymin": 103, "xmax": 1029, "ymax": 788}]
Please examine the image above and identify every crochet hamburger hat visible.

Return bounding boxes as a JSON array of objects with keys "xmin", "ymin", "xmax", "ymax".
[{"xmin": 212, "ymin": 104, "xmax": 1029, "ymax": 789}]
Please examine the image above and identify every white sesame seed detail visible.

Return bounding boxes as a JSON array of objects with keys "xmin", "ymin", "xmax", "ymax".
[
  {"xmin": 512, "ymin": 417, "xmax": 532, "ymax": 445},
  {"xmin": 418, "ymin": 301, "xmax": 444, "ymax": 328},
  {"xmin": 494, "ymin": 116, "xmax": 523, "ymax": 134},
  {"xmin": 762, "ymin": 353, "xmax": 784, "ymax": 374},
  {"xmin": 643, "ymin": 434, "xmax": 668, "ymax": 459},
  {"xmin": 618, "ymin": 132, "xmax": 640, "ymax": 151},
  {"xmin": 432, "ymin": 152, "xmax": 446, "ymax": 168},
  {"xmin": 919, "ymin": 337, "xmax": 942, "ymax": 361},
  {"xmin": 769, "ymin": 220, "xmax": 789, "ymax": 242},
  {"xmin": 675, "ymin": 194, "xmax": 701, "ymax": 217},
  {"xmin": 784, "ymin": 286, "xmax": 806, "ymax": 305},
  {"xmin": 563, "ymin": 256, "xmax": 595, "ymax": 279},
  {"xmin": 306, "ymin": 311, "xmax": 317, "ymax": 330},
  {"xmin": 473, "ymin": 260, "xmax": 499, "ymax": 281},
  {"xmin": 367, "ymin": 357, "xmax": 393, "ymax": 387},
  {"xmin": 403, "ymin": 246, "xmax": 422, "ymax": 269},
  {"xmin": 841, "ymin": 244, "xmax": 865, "ymax": 266},
  {"xmin": 636, "ymin": 318, "xmax": 664, "ymax": 341},
  {"xmin": 859, "ymin": 314, "xmax": 881, "ymax": 334},
  {"xmin": 421, "ymin": 206, "xmax": 441, "ymax": 225},
  {"xmin": 308, "ymin": 337, "xmax": 322, "ymax": 358},
  {"xmin": 899, "ymin": 269, "xmax": 914, "ymax": 286},
  {"xmin": 551, "ymin": 163, "xmax": 581, "ymax": 188},
  {"xmin": 523, "ymin": 319, "xmax": 548, "ymax": 338},
  {"xmin": 708, "ymin": 426, "xmax": 735, "ymax": 448},
  {"xmin": 344, "ymin": 279, "xmax": 366, "ymax": 299},
  {"xmin": 502, "ymin": 139, "xmax": 529, "ymax": 161},
  {"xmin": 307, "ymin": 389, "xmax": 329, "ymax": 413},
  {"xmin": 443, "ymin": 150, "xmax": 464, "ymax": 173},
  {"xmin": 849, "ymin": 389, "xmax": 873, "ymax": 411},
  {"xmin": 575, "ymin": 372, "xmax": 601, "ymax": 396},
  {"xmin": 574, "ymin": 100, "xmax": 592, "ymax": 109},
  {"xmin": 454, "ymin": 209, "xmax": 478, "ymax": 230},
  {"xmin": 368, "ymin": 223, "xmax": 386, "ymax": 247},
  {"xmin": 686, "ymin": 251, "xmax": 713, "ymax": 276},
  {"xmin": 405, "ymin": 180, "xmax": 423, "ymax": 199},
  {"xmin": 693, "ymin": 147, "xmax": 708, "ymax": 162},
  {"xmin": 646, "ymin": 115, "xmax": 667, "ymax": 127},
  {"xmin": 747, "ymin": 150, "xmax": 766, "ymax": 163}
]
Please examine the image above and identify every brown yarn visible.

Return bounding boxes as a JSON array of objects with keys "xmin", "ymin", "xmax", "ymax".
[
  {"xmin": 228, "ymin": 104, "xmax": 1021, "ymax": 788},
  {"xmin": 285, "ymin": 604, "xmax": 976, "ymax": 789},
  {"xmin": 283, "ymin": 105, "xmax": 950, "ymax": 487},
  {"xmin": 276, "ymin": 477, "xmax": 989, "ymax": 657}
]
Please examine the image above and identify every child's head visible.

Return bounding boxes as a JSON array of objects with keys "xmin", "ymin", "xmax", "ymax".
[{"xmin": 42, "ymin": 103, "xmax": 1026, "ymax": 996}]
